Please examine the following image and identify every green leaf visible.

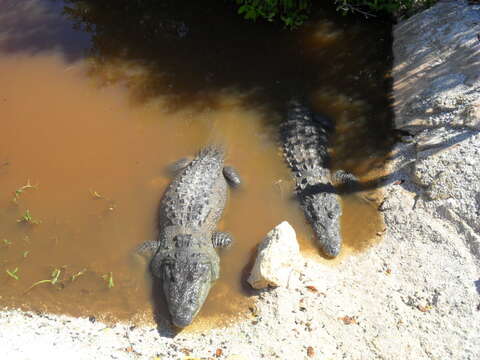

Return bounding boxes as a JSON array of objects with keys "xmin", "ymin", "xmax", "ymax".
[{"xmin": 6, "ymin": 268, "xmax": 19, "ymax": 280}]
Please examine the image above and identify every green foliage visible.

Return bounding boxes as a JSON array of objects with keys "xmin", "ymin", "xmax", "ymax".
[
  {"xmin": 335, "ymin": 0, "xmax": 419, "ymax": 15},
  {"xmin": 234, "ymin": 0, "xmax": 311, "ymax": 28},
  {"xmin": 102, "ymin": 272, "xmax": 115, "ymax": 289},
  {"xmin": 232, "ymin": 0, "xmax": 435, "ymax": 27},
  {"xmin": 17, "ymin": 209, "xmax": 42, "ymax": 225}
]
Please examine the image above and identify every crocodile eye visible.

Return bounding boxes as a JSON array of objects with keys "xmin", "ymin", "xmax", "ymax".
[
  {"xmin": 163, "ymin": 264, "xmax": 173, "ymax": 281},
  {"xmin": 327, "ymin": 212, "xmax": 334, "ymax": 219}
]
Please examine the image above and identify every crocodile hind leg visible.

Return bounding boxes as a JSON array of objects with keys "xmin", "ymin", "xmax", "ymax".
[
  {"xmin": 212, "ymin": 231, "xmax": 233, "ymax": 248},
  {"xmin": 166, "ymin": 157, "xmax": 192, "ymax": 176},
  {"xmin": 223, "ymin": 166, "xmax": 242, "ymax": 188}
]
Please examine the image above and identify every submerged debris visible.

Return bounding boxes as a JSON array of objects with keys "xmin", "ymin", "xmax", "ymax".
[{"xmin": 12, "ymin": 179, "xmax": 38, "ymax": 203}]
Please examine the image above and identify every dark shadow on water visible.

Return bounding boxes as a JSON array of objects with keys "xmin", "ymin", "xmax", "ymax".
[
  {"xmin": 0, "ymin": 0, "xmax": 397, "ymax": 172},
  {"xmin": 56, "ymin": 0, "xmax": 395, "ymax": 172}
]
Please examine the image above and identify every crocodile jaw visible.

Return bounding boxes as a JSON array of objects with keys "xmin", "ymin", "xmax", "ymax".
[
  {"xmin": 303, "ymin": 192, "xmax": 342, "ymax": 258},
  {"xmin": 311, "ymin": 218, "xmax": 341, "ymax": 258},
  {"xmin": 161, "ymin": 256, "xmax": 216, "ymax": 328}
]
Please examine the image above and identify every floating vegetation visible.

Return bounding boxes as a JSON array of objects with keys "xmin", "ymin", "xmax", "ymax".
[
  {"xmin": 71, "ymin": 268, "xmax": 87, "ymax": 282},
  {"xmin": 25, "ymin": 267, "xmax": 63, "ymax": 293},
  {"xmin": 17, "ymin": 209, "xmax": 42, "ymax": 225},
  {"xmin": 6, "ymin": 267, "xmax": 19, "ymax": 280},
  {"xmin": 2, "ymin": 238, "xmax": 12, "ymax": 246},
  {"xmin": 102, "ymin": 272, "xmax": 115, "ymax": 289},
  {"xmin": 23, "ymin": 250, "xmax": 30, "ymax": 258},
  {"xmin": 89, "ymin": 189, "xmax": 103, "ymax": 199},
  {"xmin": 12, "ymin": 179, "xmax": 38, "ymax": 203}
]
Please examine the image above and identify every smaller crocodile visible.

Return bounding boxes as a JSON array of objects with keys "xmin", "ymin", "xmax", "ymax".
[
  {"xmin": 137, "ymin": 146, "xmax": 241, "ymax": 327},
  {"xmin": 280, "ymin": 98, "xmax": 356, "ymax": 257}
]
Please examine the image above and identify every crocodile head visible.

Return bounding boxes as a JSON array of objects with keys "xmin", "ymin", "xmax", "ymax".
[
  {"xmin": 161, "ymin": 250, "xmax": 218, "ymax": 328},
  {"xmin": 303, "ymin": 191, "xmax": 342, "ymax": 258}
]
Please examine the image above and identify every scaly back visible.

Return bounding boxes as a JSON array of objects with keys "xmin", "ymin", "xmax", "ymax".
[
  {"xmin": 161, "ymin": 146, "xmax": 225, "ymax": 228},
  {"xmin": 280, "ymin": 98, "xmax": 333, "ymax": 189}
]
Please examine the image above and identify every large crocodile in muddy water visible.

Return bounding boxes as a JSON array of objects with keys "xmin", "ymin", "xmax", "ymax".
[
  {"xmin": 280, "ymin": 98, "xmax": 356, "ymax": 257},
  {"xmin": 138, "ymin": 146, "xmax": 241, "ymax": 327}
]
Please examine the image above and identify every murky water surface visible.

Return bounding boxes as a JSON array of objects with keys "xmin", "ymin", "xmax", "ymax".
[{"xmin": 0, "ymin": 0, "xmax": 392, "ymax": 327}]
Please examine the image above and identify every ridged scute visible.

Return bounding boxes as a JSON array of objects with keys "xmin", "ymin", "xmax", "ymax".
[
  {"xmin": 161, "ymin": 145, "xmax": 226, "ymax": 229},
  {"xmin": 280, "ymin": 98, "xmax": 332, "ymax": 189}
]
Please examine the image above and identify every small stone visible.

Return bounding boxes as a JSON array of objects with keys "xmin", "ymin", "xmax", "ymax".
[
  {"xmin": 417, "ymin": 305, "xmax": 431, "ymax": 312},
  {"xmin": 339, "ymin": 316, "xmax": 357, "ymax": 325},
  {"xmin": 180, "ymin": 348, "xmax": 192, "ymax": 355},
  {"xmin": 307, "ymin": 346, "xmax": 315, "ymax": 357},
  {"xmin": 247, "ymin": 221, "xmax": 300, "ymax": 289}
]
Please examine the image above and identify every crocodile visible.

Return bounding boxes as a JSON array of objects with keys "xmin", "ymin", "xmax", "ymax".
[
  {"xmin": 280, "ymin": 98, "xmax": 355, "ymax": 258},
  {"xmin": 138, "ymin": 146, "xmax": 241, "ymax": 328}
]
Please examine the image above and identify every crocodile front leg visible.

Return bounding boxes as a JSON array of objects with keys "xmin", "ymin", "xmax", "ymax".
[
  {"xmin": 333, "ymin": 170, "xmax": 360, "ymax": 193},
  {"xmin": 132, "ymin": 240, "xmax": 162, "ymax": 274},
  {"xmin": 136, "ymin": 240, "xmax": 161, "ymax": 258},
  {"xmin": 212, "ymin": 231, "xmax": 233, "ymax": 248},
  {"xmin": 223, "ymin": 166, "xmax": 242, "ymax": 188}
]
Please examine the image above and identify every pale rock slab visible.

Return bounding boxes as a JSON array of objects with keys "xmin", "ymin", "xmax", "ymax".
[
  {"xmin": 247, "ymin": 221, "xmax": 300, "ymax": 289},
  {"xmin": 393, "ymin": 0, "xmax": 480, "ymax": 133}
]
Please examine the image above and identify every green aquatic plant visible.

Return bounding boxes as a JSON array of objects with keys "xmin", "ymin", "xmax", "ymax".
[
  {"xmin": 6, "ymin": 267, "xmax": 19, "ymax": 280},
  {"xmin": 25, "ymin": 267, "xmax": 63, "ymax": 293},
  {"xmin": 70, "ymin": 268, "xmax": 87, "ymax": 282},
  {"xmin": 102, "ymin": 272, "xmax": 115, "ymax": 289},
  {"xmin": 12, "ymin": 179, "xmax": 38, "ymax": 203},
  {"xmin": 2, "ymin": 238, "xmax": 12, "ymax": 246},
  {"xmin": 17, "ymin": 209, "xmax": 41, "ymax": 225},
  {"xmin": 23, "ymin": 250, "xmax": 30, "ymax": 258}
]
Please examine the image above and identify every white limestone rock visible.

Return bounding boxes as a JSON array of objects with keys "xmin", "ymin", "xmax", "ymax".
[{"xmin": 247, "ymin": 221, "xmax": 300, "ymax": 289}]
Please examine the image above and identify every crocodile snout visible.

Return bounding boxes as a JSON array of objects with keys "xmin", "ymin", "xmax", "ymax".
[{"xmin": 171, "ymin": 313, "xmax": 194, "ymax": 328}]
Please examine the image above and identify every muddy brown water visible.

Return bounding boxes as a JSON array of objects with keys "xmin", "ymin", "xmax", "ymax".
[{"xmin": 0, "ymin": 0, "xmax": 392, "ymax": 328}]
